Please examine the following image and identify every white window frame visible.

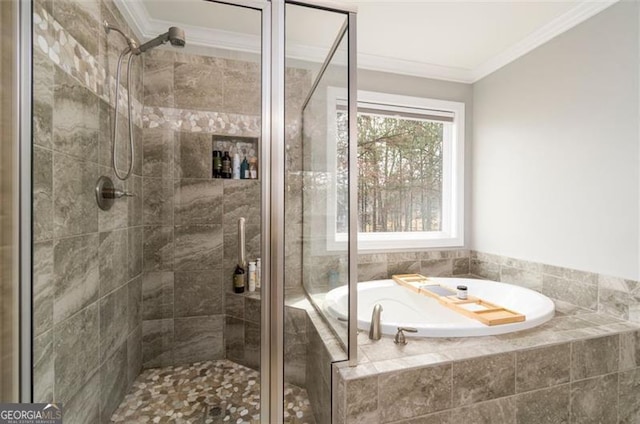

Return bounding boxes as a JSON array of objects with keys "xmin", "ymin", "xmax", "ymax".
[{"xmin": 326, "ymin": 88, "xmax": 465, "ymax": 252}]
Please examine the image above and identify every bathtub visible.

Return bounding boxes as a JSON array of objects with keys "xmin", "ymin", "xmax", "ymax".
[{"xmin": 323, "ymin": 278, "xmax": 555, "ymax": 337}]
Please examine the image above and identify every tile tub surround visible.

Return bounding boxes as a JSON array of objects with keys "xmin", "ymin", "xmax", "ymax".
[
  {"xmin": 334, "ymin": 322, "xmax": 640, "ymax": 424},
  {"xmin": 470, "ymin": 251, "xmax": 640, "ymax": 323},
  {"xmin": 32, "ymin": 0, "xmax": 144, "ymax": 422}
]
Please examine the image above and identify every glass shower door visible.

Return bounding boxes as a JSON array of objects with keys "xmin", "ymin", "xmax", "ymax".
[{"xmin": 282, "ymin": 2, "xmax": 357, "ymax": 423}]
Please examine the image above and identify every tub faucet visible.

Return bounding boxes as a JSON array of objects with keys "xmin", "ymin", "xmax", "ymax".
[{"xmin": 369, "ymin": 304, "xmax": 383, "ymax": 340}]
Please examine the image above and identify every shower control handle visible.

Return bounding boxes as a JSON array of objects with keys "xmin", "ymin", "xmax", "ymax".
[
  {"xmin": 394, "ymin": 327, "xmax": 418, "ymax": 345},
  {"xmin": 95, "ymin": 176, "xmax": 134, "ymax": 211},
  {"xmin": 102, "ymin": 187, "xmax": 134, "ymax": 199}
]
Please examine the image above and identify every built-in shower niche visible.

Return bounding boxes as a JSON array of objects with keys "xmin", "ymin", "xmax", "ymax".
[{"xmin": 212, "ymin": 135, "xmax": 259, "ymax": 179}]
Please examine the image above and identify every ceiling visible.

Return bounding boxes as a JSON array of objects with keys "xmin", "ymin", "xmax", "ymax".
[{"xmin": 116, "ymin": 0, "xmax": 618, "ymax": 83}]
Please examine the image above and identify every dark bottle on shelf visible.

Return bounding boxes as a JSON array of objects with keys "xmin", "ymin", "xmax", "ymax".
[
  {"xmin": 233, "ymin": 264, "xmax": 245, "ymax": 293},
  {"xmin": 212, "ymin": 150, "xmax": 222, "ymax": 178},
  {"xmin": 222, "ymin": 151, "xmax": 232, "ymax": 179},
  {"xmin": 240, "ymin": 156, "xmax": 249, "ymax": 179}
]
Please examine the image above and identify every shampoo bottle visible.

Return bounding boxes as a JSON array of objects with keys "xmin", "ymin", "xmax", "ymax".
[
  {"xmin": 255, "ymin": 258, "xmax": 261, "ymax": 289},
  {"xmin": 232, "ymin": 152, "xmax": 241, "ymax": 179},
  {"xmin": 241, "ymin": 157, "xmax": 249, "ymax": 179},
  {"xmin": 248, "ymin": 261, "xmax": 256, "ymax": 292}
]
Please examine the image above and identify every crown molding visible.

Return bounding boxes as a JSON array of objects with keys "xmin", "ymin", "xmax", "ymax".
[
  {"xmin": 115, "ymin": 0, "xmax": 618, "ymax": 85},
  {"xmin": 471, "ymin": 0, "xmax": 619, "ymax": 82}
]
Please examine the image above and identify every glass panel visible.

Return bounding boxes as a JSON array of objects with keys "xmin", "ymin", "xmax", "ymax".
[
  {"xmin": 0, "ymin": 0, "xmax": 19, "ymax": 403},
  {"xmin": 285, "ymin": 4, "xmax": 350, "ymax": 423},
  {"xmin": 31, "ymin": 0, "xmax": 264, "ymax": 421}
]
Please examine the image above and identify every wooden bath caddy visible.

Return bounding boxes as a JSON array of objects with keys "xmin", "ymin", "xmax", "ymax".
[{"xmin": 391, "ymin": 274, "xmax": 525, "ymax": 326}]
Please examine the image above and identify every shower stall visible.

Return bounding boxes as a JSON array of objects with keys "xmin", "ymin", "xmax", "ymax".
[{"xmin": 7, "ymin": 0, "xmax": 359, "ymax": 422}]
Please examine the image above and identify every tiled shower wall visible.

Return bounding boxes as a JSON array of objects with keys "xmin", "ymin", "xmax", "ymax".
[
  {"xmin": 139, "ymin": 48, "xmax": 262, "ymax": 368},
  {"xmin": 32, "ymin": 1, "xmax": 144, "ymax": 423}
]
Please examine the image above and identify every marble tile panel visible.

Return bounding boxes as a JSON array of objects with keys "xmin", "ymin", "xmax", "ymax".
[
  {"xmin": 53, "ymin": 302, "xmax": 99, "ymax": 403},
  {"xmin": 542, "ymin": 274, "xmax": 598, "ymax": 310},
  {"xmin": 142, "ymin": 127, "xmax": 174, "ymax": 177},
  {"xmin": 174, "ymin": 179, "xmax": 223, "ymax": 224},
  {"xmin": 174, "ymin": 224, "xmax": 223, "ymax": 271},
  {"xmin": 174, "ymin": 315, "xmax": 224, "ymax": 364},
  {"xmin": 515, "ymin": 384, "xmax": 570, "ymax": 424},
  {"xmin": 174, "ymin": 60, "xmax": 224, "ymax": 111},
  {"xmin": 222, "ymin": 179, "xmax": 261, "ymax": 226},
  {"xmin": 358, "ymin": 253, "xmax": 388, "ymax": 264},
  {"xmin": 470, "ymin": 259, "xmax": 500, "ymax": 280},
  {"xmin": 244, "ymin": 321, "xmax": 261, "ymax": 370},
  {"xmin": 599, "ymin": 287, "xmax": 633, "ymax": 320},
  {"xmin": 143, "ymin": 59, "xmax": 174, "ymax": 107},
  {"xmin": 284, "ymin": 330, "xmax": 307, "ymax": 388},
  {"xmin": 620, "ymin": 330, "xmax": 640, "ymax": 371},
  {"xmin": 501, "ymin": 256, "xmax": 542, "ymax": 273},
  {"xmin": 542, "ymin": 264, "xmax": 598, "ymax": 285},
  {"xmin": 450, "ymin": 397, "xmax": 516, "ymax": 424},
  {"xmin": 33, "ymin": 144, "xmax": 53, "ymax": 242},
  {"xmin": 128, "ymin": 275, "xmax": 142, "ymax": 333},
  {"xmin": 223, "ymin": 58, "xmax": 260, "ymax": 115},
  {"xmin": 225, "ymin": 316, "xmax": 245, "ymax": 362},
  {"xmin": 500, "ymin": 266, "xmax": 542, "ymax": 291},
  {"xmin": 358, "ymin": 262, "xmax": 387, "ymax": 282},
  {"xmin": 142, "ymin": 271, "xmax": 174, "ymax": 320},
  {"xmin": 284, "ymin": 306, "xmax": 308, "ymax": 337},
  {"xmin": 33, "ymin": 241, "xmax": 53, "ymax": 336},
  {"xmin": 143, "ymin": 225, "xmax": 174, "ymax": 271},
  {"xmin": 128, "ymin": 226, "xmax": 143, "ymax": 279},
  {"xmin": 99, "ymin": 284, "xmax": 128, "ymax": 363},
  {"xmin": 174, "ymin": 271, "xmax": 223, "ymax": 317},
  {"xmin": 452, "ymin": 257, "xmax": 470, "ymax": 275},
  {"xmin": 126, "ymin": 174, "xmax": 143, "ymax": 227},
  {"xmin": 225, "ymin": 292, "xmax": 244, "ymax": 319},
  {"xmin": 127, "ymin": 325, "xmax": 142, "ymax": 386},
  {"xmin": 570, "ymin": 373, "xmax": 618, "ymax": 424},
  {"xmin": 571, "ymin": 335, "xmax": 619, "ymax": 380},
  {"xmin": 33, "ymin": 330, "xmax": 53, "ymax": 403},
  {"xmin": 97, "ymin": 100, "xmax": 126, "ymax": 171},
  {"xmin": 387, "ymin": 260, "xmax": 421, "ymax": 278},
  {"xmin": 143, "ymin": 106, "xmax": 260, "ymax": 136},
  {"xmin": 619, "ymin": 368, "xmax": 640, "ymax": 424},
  {"xmin": 174, "ymin": 132, "xmax": 212, "ymax": 179},
  {"xmin": 344, "ymin": 376, "xmax": 378, "ymax": 424},
  {"xmin": 378, "ymin": 364, "xmax": 451, "ymax": 422},
  {"xmin": 392, "ymin": 411, "xmax": 453, "ymax": 424},
  {"xmin": 515, "ymin": 343, "xmax": 570, "ymax": 392},
  {"xmin": 53, "ymin": 233, "xmax": 99, "ymax": 323},
  {"xmin": 99, "ymin": 343, "xmax": 127, "ymax": 423},
  {"xmin": 142, "ymin": 177, "xmax": 174, "ymax": 225},
  {"xmin": 99, "ymin": 0, "xmax": 130, "ymax": 79},
  {"xmin": 420, "ymin": 259, "xmax": 453, "ymax": 277},
  {"xmin": 33, "ymin": 51, "xmax": 53, "ymax": 149},
  {"xmin": 53, "ymin": 67, "xmax": 99, "ymax": 162},
  {"xmin": 452, "ymin": 352, "xmax": 515, "ymax": 406},
  {"xmin": 51, "ymin": 0, "xmax": 100, "ymax": 56},
  {"xmin": 142, "ymin": 318, "xmax": 174, "ymax": 368},
  {"xmin": 63, "ymin": 369, "xmax": 100, "ymax": 424},
  {"xmin": 98, "ymin": 229, "xmax": 128, "ymax": 296},
  {"xmin": 52, "ymin": 153, "xmax": 98, "ymax": 237},
  {"xmin": 245, "ymin": 296, "xmax": 261, "ymax": 324}
]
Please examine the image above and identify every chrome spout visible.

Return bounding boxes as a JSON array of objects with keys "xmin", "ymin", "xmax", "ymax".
[{"xmin": 369, "ymin": 304, "xmax": 383, "ymax": 340}]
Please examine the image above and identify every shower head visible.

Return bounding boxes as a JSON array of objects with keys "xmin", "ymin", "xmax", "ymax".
[{"xmin": 138, "ymin": 27, "xmax": 186, "ymax": 53}]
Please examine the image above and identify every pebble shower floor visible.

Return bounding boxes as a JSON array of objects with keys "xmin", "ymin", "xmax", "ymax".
[{"xmin": 110, "ymin": 360, "xmax": 316, "ymax": 423}]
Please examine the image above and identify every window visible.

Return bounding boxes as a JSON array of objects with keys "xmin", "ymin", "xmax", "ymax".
[{"xmin": 329, "ymin": 89, "xmax": 465, "ymax": 250}]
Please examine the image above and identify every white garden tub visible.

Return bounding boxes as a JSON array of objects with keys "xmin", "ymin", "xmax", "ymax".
[{"xmin": 323, "ymin": 278, "xmax": 555, "ymax": 337}]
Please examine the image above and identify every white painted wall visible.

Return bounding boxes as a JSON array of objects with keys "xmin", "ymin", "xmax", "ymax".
[{"xmin": 472, "ymin": 1, "xmax": 639, "ymax": 280}]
